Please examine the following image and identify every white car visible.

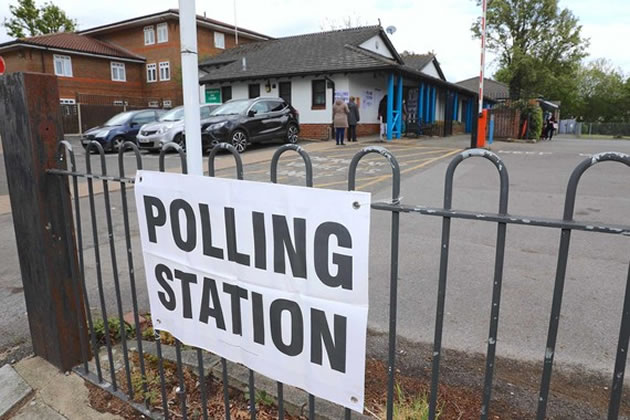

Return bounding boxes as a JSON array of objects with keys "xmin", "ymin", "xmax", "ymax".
[{"xmin": 137, "ymin": 104, "xmax": 218, "ymax": 151}]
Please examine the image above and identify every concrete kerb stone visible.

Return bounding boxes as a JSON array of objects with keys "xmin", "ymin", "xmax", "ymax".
[{"xmin": 0, "ymin": 364, "xmax": 33, "ymax": 419}]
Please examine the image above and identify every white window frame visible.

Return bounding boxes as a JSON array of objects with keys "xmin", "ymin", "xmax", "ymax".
[
  {"xmin": 59, "ymin": 98, "xmax": 76, "ymax": 105},
  {"xmin": 113, "ymin": 100, "xmax": 124, "ymax": 106},
  {"xmin": 163, "ymin": 99, "xmax": 172, "ymax": 108},
  {"xmin": 110, "ymin": 62, "xmax": 126, "ymax": 82},
  {"xmin": 214, "ymin": 32, "xmax": 225, "ymax": 49},
  {"xmin": 148, "ymin": 100, "xmax": 160, "ymax": 108},
  {"xmin": 159, "ymin": 61, "xmax": 170, "ymax": 81},
  {"xmin": 53, "ymin": 54, "xmax": 73, "ymax": 77},
  {"xmin": 146, "ymin": 63, "xmax": 157, "ymax": 83},
  {"xmin": 144, "ymin": 26, "xmax": 155, "ymax": 45},
  {"xmin": 157, "ymin": 23, "xmax": 168, "ymax": 43}
]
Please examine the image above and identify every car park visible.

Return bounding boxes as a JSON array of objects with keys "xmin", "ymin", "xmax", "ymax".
[
  {"xmin": 202, "ymin": 98, "xmax": 299, "ymax": 153},
  {"xmin": 81, "ymin": 109, "xmax": 165, "ymax": 152},
  {"xmin": 137, "ymin": 104, "xmax": 219, "ymax": 151}
]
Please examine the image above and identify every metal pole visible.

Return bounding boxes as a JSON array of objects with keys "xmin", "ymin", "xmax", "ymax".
[
  {"xmin": 478, "ymin": 0, "xmax": 487, "ymax": 115},
  {"xmin": 234, "ymin": 0, "xmax": 239, "ymax": 45},
  {"xmin": 179, "ymin": 0, "xmax": 203, "ymax": 175}
]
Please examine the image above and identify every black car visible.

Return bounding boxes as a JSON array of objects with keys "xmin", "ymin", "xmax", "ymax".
[
  {"xmin": 202, "ymin": 98, "xmax": 299, "ymax": 153},
  {"xmin": 81, "ymin": 109, "xmax": 165, "ymax": 152}
]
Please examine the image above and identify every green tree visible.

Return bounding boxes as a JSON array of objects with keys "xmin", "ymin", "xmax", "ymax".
[
  {"xmin": 4, "ymin": 0, "xmax": 76, "ymax": 38},
  {"xmin": 472, "ymin": 0, "xmax": 589, "ymax": 100},
  {"xmin": 576, "ymin": 59, "xmax": 627, "ymax": 122}
]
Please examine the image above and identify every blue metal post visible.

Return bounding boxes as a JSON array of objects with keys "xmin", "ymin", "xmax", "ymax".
[
  {"xmin": 396, "ymin": 75, "xmax": 403, "ymax": 139},
  {"xmin": 424, "ymin": 84, "xmax": 429, "ymax": 123},
  {"xmin": 453, "ymin": 93, "xmax": 458, "ymax": 121},
  {"xmin": 386, "ymin": 73, "xmax": 394, "ymax": 141},
  {"xmin": 418, "ymin": 83, "xmax": 424, "ymax": 124},
  {"xmin": 488, "ymin": 114, "xmax": 495, "ymax": 145},
  {"xmin": 433, "ymin": 88, "xmax": 436, "ymax": 121}
]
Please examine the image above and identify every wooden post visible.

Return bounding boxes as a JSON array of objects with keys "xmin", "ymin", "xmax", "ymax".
[{"xmin": 0, "ymin": 72, "xmax": 86, "ymax": 371}]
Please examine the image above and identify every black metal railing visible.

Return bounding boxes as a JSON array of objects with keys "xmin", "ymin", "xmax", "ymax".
[{"xmin": 48, "ymin": 141, "xmax": 630, "ymax": 420}]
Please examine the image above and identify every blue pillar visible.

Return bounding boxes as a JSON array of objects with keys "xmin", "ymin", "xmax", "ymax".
[
  {"xmin": 396, "ymin": 75, "xmax": 403, "ymax": 139},
  {"xmin": 430, "ymin": 87, "xmax": 436, "ymax": 123},
  {"xmin": 417, "ymin": 83, "xmax": 424, "ymax": 123},
  {"xmin": 488, "ymin": 115, "xmax": 495, "ymax": 145},
  {"xmin": 453, "ymin": 92, "xmax": 458, "ymax": 121},
  {"xmin": 386, "ymin": 73, "xmax": 394, "ymax": 141},
  {"xmin": 424, "ymin": 84, "xmax": 431, "ymax": 123}
]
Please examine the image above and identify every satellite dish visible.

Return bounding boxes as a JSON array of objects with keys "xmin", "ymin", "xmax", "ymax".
[{"xmin": 386, "ymin": 25, "xmax": 397, "ymax": 35}]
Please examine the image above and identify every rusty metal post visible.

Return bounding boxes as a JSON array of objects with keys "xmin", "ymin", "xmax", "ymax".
[{"xmin": 0, "ymin": 72, "xmax": 86, "ymax": 371}]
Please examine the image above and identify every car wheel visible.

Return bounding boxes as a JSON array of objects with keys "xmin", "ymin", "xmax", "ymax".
[
  {"xmin": 231, "ymin": 130, "xmax": 248, "ymax": 153},
  {"xmin": 287, "ymin": 124, "xmax": 299, "ymax": 144},
  {"xmin": 111, "ymin": 136, "xmax": 125, "ymax": 152},
  {"xmin": 174, "ymin": 133, "xmax": 186, "ymax": 151}
]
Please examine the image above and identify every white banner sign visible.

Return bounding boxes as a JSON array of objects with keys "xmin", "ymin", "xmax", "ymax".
[{"xmin": 135, "ymin": 171, "xmax": 371, "ymax": 412}]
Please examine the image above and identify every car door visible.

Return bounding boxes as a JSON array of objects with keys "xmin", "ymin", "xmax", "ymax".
[
  {"xmin": 265, "ymin": 100, "xmax": 290, "ymax": 139},
  {"xmin": 129, "ymin": 111, "xmax": 158, "ymax": 140},
  {"xmin": 243, "ymin": 101, "xmax": 270, "ymax": 141}
]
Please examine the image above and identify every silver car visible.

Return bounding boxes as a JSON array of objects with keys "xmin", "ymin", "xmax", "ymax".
[{"xmin": 137, "ymin": 104, "xmax": 218, "ymax": 151}]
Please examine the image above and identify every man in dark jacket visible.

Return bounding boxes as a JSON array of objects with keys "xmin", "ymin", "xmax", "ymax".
[
  {"xmin": 378, "ymin": 95, "xmax": 388, "ymax": 140},
  {"xmin": 347, "ymin": 96, "xmax": 360, "ymax": 142}
]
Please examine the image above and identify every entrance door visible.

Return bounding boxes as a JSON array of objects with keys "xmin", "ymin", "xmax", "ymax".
[{"xmin": 279, "ymin": 82, "xmax": 291, "ymax": 105}]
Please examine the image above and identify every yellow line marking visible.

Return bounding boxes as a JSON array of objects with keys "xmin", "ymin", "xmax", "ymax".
[{"xmin": 356, "ymin": 148, "xmax": 462, "ymax": 191}]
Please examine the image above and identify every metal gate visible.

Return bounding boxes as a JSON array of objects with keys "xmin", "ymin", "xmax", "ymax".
[{"xmin": 45, "ymin": 141, "xmax": 630, "ymax": 420}]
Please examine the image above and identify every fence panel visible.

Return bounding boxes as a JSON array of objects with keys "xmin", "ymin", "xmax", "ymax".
[
  {"xmin": 490, "ymin": 108, "xmax": 520, "ymax": 139},
  {"xmin": 45, "ymin": 142, "xmax": 630, "ymax": 420}
]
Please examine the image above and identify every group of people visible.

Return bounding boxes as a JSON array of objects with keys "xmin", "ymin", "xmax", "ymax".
[
  {"xmin": 542, "ymin": 115, "xmax": 558, "ymax": 141},
  {"xmin": 332, "ymin": 97, "xmax": 360, "ymax": 145}
]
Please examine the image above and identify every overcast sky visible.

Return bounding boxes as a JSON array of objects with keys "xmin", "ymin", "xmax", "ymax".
[{"xmin": 1, "ymin": 0, "xmax": 628, "ymax": 82}]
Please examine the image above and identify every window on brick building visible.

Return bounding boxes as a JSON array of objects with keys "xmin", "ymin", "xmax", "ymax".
[
  {"xmin": 159, "ymin": 61, "xmax": 170, "ymax": 81},
  {"xmin": 312, "ymin": 80, "xmax": 326, "ymax": 108},
  {"xmin": 157, "ymin": 23, "xmax": 168, "ymax": 43},
  {"xmin": 147, "ymin": 63, "xmax": 157, "ymax": 82},
  {"xmin": 59, "ymin": 98, "xmax": 76, "ymax": 104},
  {"xmin": 110, "ymin": 62, "xmax": 126, "ymax": 82},
  {"xmin": 163, "ymin": 99, "xmax": 173, "ymax": 108},
  {"xmin": 144, "ymin": 26, "xmax": 155, "ymax": 45},
  {"xmin": 214, "ymin": 32, "xmax": 225, "ymax": 49},
  {"xmin": 53, "ymin": 55, "xmax": 72, "ymax": 77}
]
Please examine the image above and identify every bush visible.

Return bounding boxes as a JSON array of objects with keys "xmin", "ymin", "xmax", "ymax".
[
  {"xmin": 93, "ymin": 317, "xmax": 135, "ymax": 344},
  {"xmin": 513, "ymin": 101, "xmax": 543, "ymax": 139}
]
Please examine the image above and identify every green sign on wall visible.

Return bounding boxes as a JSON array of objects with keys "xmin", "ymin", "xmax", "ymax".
[{"xmin": 205, "ymin": 88, "xmax": 221, "ymax": 104}]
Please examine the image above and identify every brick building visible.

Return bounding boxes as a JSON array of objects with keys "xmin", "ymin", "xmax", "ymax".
[{"xmin": 0, "ymin": 9, "xmax": 269, "ymax": 108}]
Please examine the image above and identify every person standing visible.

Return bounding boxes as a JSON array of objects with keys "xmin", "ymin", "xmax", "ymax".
[
  {"xmin": 378, "ymin": 95, "xmax": 388, "ymax": 140},
  {"xmin": 347, "ymin": 96, "xmax": 360, "ymax": 142},
  {"xmin": 547, "ymin": 115, "xmax": 557, "ymax": 140},
  {"xmin": 332, "ymin": 98, "xmax": 349, "ymax": 146}
]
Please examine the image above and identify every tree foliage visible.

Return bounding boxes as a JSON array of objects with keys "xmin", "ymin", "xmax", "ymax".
[
  {"xmin": 472, "ymin": 0, "xmax": 588, "ymax": 100},
  {"xmin": 574, "ymin": 59, "xmax": 628, "ymax": 122},
  {"xmin": 4, "ymin": 0, "xmax": 76, "ymax": 38}
]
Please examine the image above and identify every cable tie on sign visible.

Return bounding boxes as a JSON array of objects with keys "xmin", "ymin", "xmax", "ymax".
[{"xmin": 352, "ymin": 196, "xmax": 403, "ymax": 209}]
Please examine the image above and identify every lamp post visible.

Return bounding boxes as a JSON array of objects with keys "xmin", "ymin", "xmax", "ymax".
[{"xmin": 179, "ymin": 0, "xmax": 203, "ymax": 175}]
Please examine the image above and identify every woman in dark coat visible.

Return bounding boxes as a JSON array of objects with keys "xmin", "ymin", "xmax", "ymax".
[{"xmin": 347, "ymin": 96, "xmax": 360, "ymax": 142}]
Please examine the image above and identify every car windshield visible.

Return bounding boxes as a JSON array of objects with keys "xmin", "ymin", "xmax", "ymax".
[
  {"xmin": 160, "ymin": 107, "xmax": 185, "ymax": 122},
  {"xmin": 103, "ymin": 112, "xmax": 135, "ymax": 126},
  {"xmin": 211, "ymin": 100, "xmax": 250, "ymax": 116}
]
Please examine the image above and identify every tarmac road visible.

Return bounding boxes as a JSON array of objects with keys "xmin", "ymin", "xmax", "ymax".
[{"xmin": 1, "ymin": 135, "xmax": 629, "ymax": 411}]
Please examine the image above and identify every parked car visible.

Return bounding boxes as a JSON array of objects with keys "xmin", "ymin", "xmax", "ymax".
[
  {"xmin": 202, "ymin": 98, "xmax": 299, "ymax": 153},
  {"xmin": 137, "ymin": 104, "xmax": 219, "ymax": 152},
  {"xmin": 81, "ymin": 109, "xmax": 165, "ymax": 152}
]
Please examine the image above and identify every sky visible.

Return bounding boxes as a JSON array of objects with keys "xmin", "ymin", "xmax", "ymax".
[{"xmin": 1, "ymin": 0, "xmax": 629, "ymax": 82}]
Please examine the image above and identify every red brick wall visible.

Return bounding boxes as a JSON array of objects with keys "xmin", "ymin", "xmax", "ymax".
[
  {"xmin": 300, "ymin": 123, "xmax": 379, "ymax": 140},
  {"xmin": 96, "ymin": 19, "xmax": 254, "ymax": 105},
  {"xmin": 1, "ymin": 49, "xmax": 145, "ymax": 99}
]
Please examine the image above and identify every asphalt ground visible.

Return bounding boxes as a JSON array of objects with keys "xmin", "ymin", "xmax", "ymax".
[{"xmin": 1, "ymin": 135, "xmax": 630, "ymax": 414}]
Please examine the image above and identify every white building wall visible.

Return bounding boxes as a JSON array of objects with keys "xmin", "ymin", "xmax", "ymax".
[
  {"xmin": 422, "ymin": 61, "xmax": 442, "ymax": 79},
  {"xmin": 348, "ymin": 73, "xmax": 387, "ymax": 124},
  {"xmin": 359, "ymin": 35, "xmax": 394, "ymax": 59},
  {"xmin": 203, "ymin": 72, "xmax": 390, "ymax": 125}
]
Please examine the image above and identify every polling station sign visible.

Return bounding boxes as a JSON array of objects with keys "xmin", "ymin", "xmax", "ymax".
[{"xmin": 135, "ymin": 171, "xmax": 371, "ymax": 412}]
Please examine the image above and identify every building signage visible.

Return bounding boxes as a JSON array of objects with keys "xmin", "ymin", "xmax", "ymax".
[
  {"xmin": 205, "ymin": 88, "xmax": 221, "ymax": 104},
  {"xmin": 135, "ymin": 171, "xmax": 371, "ymax": 412}
]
